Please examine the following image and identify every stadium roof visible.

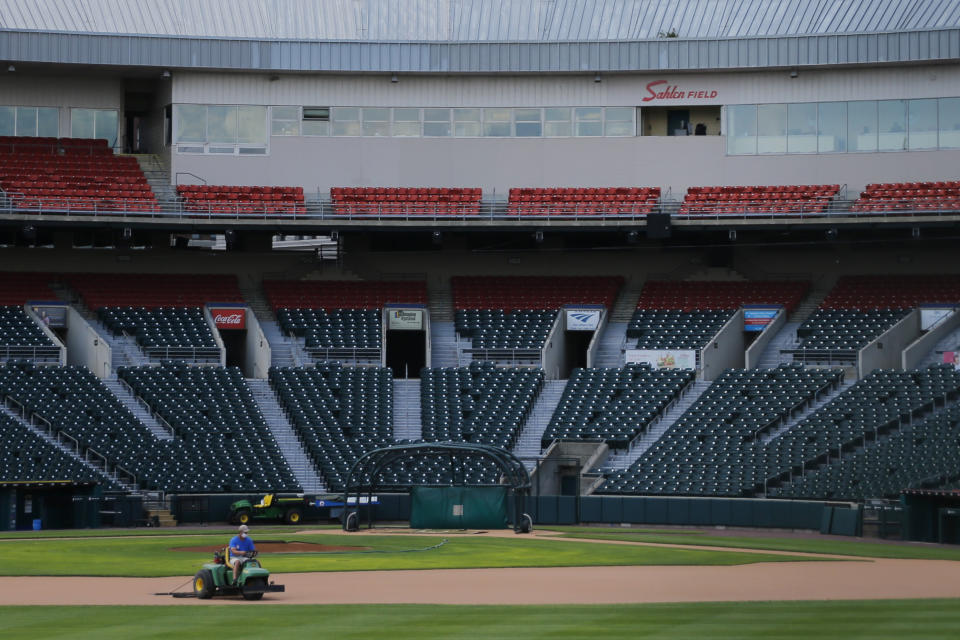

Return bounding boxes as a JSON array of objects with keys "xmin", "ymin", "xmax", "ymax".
[
  {"xmin": 1, "ymin": 0, "xmax": 958, "ymax": 73},
  {"xmin": 3, "ymin": 0, "xmax": 960, "ymax": 41}
]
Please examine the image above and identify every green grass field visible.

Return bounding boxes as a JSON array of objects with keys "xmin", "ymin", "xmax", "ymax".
[
  {"xmin": 0, "ymin": 531, "xmax": 816, "ymax": 576},
  {"xmin": 543, "ymin": 526, "xmax": 960, "ymax": 560},
  {"xmin": 2, "ymin": 600, "xmax": 958, "ymax": 639}
]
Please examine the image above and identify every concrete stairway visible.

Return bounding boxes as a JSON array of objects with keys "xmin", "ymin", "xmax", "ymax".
[
  {"xmin": 429, "ymin": 321, "xmax": 460, "ymax": 368},
  {"xmin": 512, "ymin": 380, "xmax": 567, "ymax": 467},
  {"xmin": 427, "ymin": 279, "xmax": 454, "ymax": 322},
  {"xmin": 762, "ymin": 379, "xmax": 856, "ymax": 444},
  {"xmin": 592, "ymin": 322, "xmax": 627, "ymax": 368},
  {"xmin": 132, "ymin": 154, "xmax": 176, "ymax": 207},
  {"xmin": 241, "ymin": 283, "xmax": 299, "ymax": 368},
  {"xmin": 754, "ymin": 321, "xmax": 801, "ymax": 369},
  {"xmin": 246, "ymin": 379, "xmax": 325, "ymax": 493},
  {"xmin": 0, "ymin": 403, "xmax": 135, "ymax": 492},
  {"xmin": 392, "ymin": 379, "xmax": 422, "ymax": 441},
  {"xmin": 919, "ymin": 324, "xmax": 960, "ymax": 368},
  {"xmin": 102, "ymin": 377, "xmax": 174, "ymax": 440},
  {"xmin": 789, "ymin": 275, "xmax": 837, "ymax": 324},
  {"xmin": 605, "ymin": 379, "xmax": 712, "ymax": 468},
  {"xmin": 56, "ymin": 285, "xmax": 149, "ymax": 370},
  {"xmin": 609, "ymin": 280, "xmax": 645, "ymax": 322}
]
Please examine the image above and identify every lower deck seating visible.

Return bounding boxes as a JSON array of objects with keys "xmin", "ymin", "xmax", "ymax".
[
  {"xmin": 599, "ymin": 364, "xmax": 843, "ymax": 496},
  {"xmin": 421, "ymin": 362, "xmax": 543, "ymax": 451},
  {"xmin": 0, "ymin": 361, "xmax": 296, "ymax": 492},
  {"xmin": 774, "ymin": 404, "xmax": 960, "ymax": 500},
  {"xmin": 542, "ymin": 364, "xmax": 695, "ymax": 448},
  {"xmin": 0, "ymin": 411, "xmax": 118, "ymax": 487},
  {"xmin": 119, "ymin": 362, "xmax": 298, "ymax": 492},
  {"xmin": 269, "ymin": 363, "xmax": 393, "ymax": 491},
  {"xmin": 764, "ymin": 366, "xmax": 960, "ymax": 496},
  {"xmin": 506, "ymin": 187, "xmax": 660, "ymax": 216}
]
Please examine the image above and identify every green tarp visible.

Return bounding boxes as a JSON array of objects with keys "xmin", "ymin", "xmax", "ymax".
[{"xmin": 410, "ymin": 486, "xmax": 508, "ymax": 529}]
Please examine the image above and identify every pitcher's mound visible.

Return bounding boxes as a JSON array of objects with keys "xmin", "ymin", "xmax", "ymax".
[{"xmin": 173, "ymin": 541, "xmax": 370, "ymax": 553}]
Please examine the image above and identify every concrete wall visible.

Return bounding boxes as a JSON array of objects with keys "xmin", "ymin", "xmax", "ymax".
[
  {"xmin": 23, "ymin": 304, "xmax": 66, "ymax": 366},
  {"xmin": 744, "ymin": 308, "xmax": 786, "ymax": 370},
  {"xmin": 902, "ymin": 309, "xmax": 960, "ymax": 370},
  {"xmin": 243, "ymin": 308, "xmax": 271, "ymax": 379},
  {"xmin": 541, "ymin": 313, "xmax": 567, "ymax": 380},
  {"xmin": 171, "ymin": 134, "xmax": 960, "ymax": 196},
  {"xmin": 0, "ymin": 74, "xmax": 123, "ymax": 139},
  {"xmin": 859, "ymin": 309, "xmax": 921, "ymax": 373},
  {"xmin": 202, "ymin": 306, "xmax": 228, "ymax": 367},
  {"xmin": 585, "ymin": 309, "xmax": 608, "ymax": 369},
  {"xmin": 64, "ymin": 307, "xmax": 112, "ymax": 378},
  {"xmin": 701, "ymin": 308, "xmax": 745, "ymax": 381}
]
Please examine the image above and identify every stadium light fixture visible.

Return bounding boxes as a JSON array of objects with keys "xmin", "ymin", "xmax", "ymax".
[
  {"xmin": 391, "ymin": 73, "xmax": 399, "ymax": 83},
  {"xmin": 161, "ymin": 69, "xmax": 171, "ymax": 79},
  {"xmin": 7, "ymin": 64, "xmax": 14, "ymax": 73},
  {"xmin": 594, "ymin": 73, "xmax": 602, "ymax": 83},
  {"xmin": 789, "ymin": 68, "xmax": 798, "ymax": 78}
]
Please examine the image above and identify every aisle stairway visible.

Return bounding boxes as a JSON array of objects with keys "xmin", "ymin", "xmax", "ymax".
[
  {"xmin": 605, "ymin": 379, "xmax": 712, "ymax": 468},
  {"xmin": 393, "ymin": 379, "xmax": 422, "ymax": 441},
  {"xmin": 592, "ymin": 322, "xmax": 627, "ymax": 368},
  {"xmin": 512, "ymin": 379, "xmax": 567, "ymax": 467},
  {"xmin": 102, "ymin": 377, "xmax": 174, "ymax": 440},
  {"xmin": 429, "ymin": 321, "xmax": 460, "ymax": 368},
  {"xmin": 241, "ymin": 283, "xmax": 299, "ymax": 368},
  {"xmin": 246, "ymin": 379, "xmax": 325, "ymax": 492}
]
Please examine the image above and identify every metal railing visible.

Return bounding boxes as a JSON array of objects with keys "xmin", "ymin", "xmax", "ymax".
[
  {"xmin": 4, "ymin": 192, "xmax": 960, "ymax": 222},
  {"xmin": 0, "ymin": 345, "xmax": 62, "ymax": 362},
  {"xmin": 143, "ymin": 345, "xmax": 222, "ymax": 362}
]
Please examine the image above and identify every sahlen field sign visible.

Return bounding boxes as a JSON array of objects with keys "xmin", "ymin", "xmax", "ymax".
[{"xmin": 388, "ymin": 309, "xmax": 423, "ymax": 330}]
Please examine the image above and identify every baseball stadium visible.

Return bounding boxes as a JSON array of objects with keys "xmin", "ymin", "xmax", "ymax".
[{"xmin": 3, "ymin": 0, "xmax": 960, "ymax": 636}]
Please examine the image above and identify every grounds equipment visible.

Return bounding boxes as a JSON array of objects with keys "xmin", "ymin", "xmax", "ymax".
[{"xmin": 188, "ymin": 549, "xmax": 285, "ymax": 601}]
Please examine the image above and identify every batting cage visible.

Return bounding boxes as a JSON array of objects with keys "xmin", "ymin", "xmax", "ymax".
[{"xmin": 342, "ymin": 442, "xmax": 533, "ymax": 533}]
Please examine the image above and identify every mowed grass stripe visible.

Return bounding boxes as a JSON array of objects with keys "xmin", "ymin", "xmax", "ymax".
[
  {"xmin": 544, "ymin": 527, "xmax": 960, "ymax": 561},
  {"xmin": 1, "ymin": 600, "xmax": 958, "ymax": 639},
  {"xmin": 0, "ymin": 533, "xmax": 817, "ymax": 577}
]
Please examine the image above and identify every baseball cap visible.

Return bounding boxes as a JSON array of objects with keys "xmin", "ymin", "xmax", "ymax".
[{"xmin": 238, "ymin": 524, "xmax": 249, "ymax": 533}]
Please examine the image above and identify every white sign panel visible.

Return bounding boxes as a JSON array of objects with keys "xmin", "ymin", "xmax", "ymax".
[
  {"xmin": 388, "ymin": 309, "xmax": 423, "ymax": 331},
  {"xmin": 566, "ymin": 309, "xmax": 601, "ymax": 331},
  {"xmin": 921, "ymin": 307, "xmax": 954, "ymax": 331},
  {"xmin": 625, "ymin": 349, "xmax": 697, "ymax": 370}
]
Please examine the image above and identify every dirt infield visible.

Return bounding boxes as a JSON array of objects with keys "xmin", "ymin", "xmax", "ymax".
[
  {"xmin": 3, "ymin": 528, "xmax": 960, "ymax": 606},
  {"xmin": 2, "ymin": 558, "xmax": 960, "ymax": 605},
  {"xmin": 171, "ymin": 541, "xmax": 370, "ymax": 553}
]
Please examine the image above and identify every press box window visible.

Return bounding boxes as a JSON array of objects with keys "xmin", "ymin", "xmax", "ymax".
[
  {"xmin": 302, "ymin": 107, "xmax": 330, "ymax": 136},
  {"xmin": 271, "ymin": 106, "xmax": 300, "ymax": 136},
  {"xmin": 332, "ymin": 107, "xmax": 361, "ymax": 136}
]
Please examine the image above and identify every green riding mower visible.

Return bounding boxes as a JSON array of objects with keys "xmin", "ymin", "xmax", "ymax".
[{"xmin": 190, "ymin": 549, "xmax": 285, "ymax": 601}]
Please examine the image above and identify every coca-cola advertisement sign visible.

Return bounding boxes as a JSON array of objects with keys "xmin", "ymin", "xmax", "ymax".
[{"xmin": 211, "ymin": 308, "xmax": 246, "ymax": 330}]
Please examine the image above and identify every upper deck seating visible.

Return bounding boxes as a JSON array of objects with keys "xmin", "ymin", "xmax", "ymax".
[
  {"xmin": 0, "ymin": 137, "xmax": 158, "ymax": 212},
  {"xmin": 678, "ymin": 184, "xmax": 840, "ymax": 216},
  {"xmin": 850, "ymin": 181, "xmax": 960, "ymax": 213},
  {"xmin": 177, "ymin": 185, "xmax": 305, "ymax": 215},
  {"xmin": 797, "ymin": 275, "xmax": 960, "ymax": 354},
  {"xmin": 627, "ymin": 280, "xmax": 807, "ymax": 350},
  {"xmin": 506, "ymin": 187, "xmax": 660, "ymax": 216},
  {"xmin": 264, "ymin": 280, "xmax": 427, "ymax": 312},
  {"xmin": 331, "ymin": 187, "xmax": 482, "ymax": 215}
]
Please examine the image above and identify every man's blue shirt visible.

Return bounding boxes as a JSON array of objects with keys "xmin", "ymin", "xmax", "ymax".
[{"xmin": 229, "ymin": 535, "xmax": 256, "ymax": 553}]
